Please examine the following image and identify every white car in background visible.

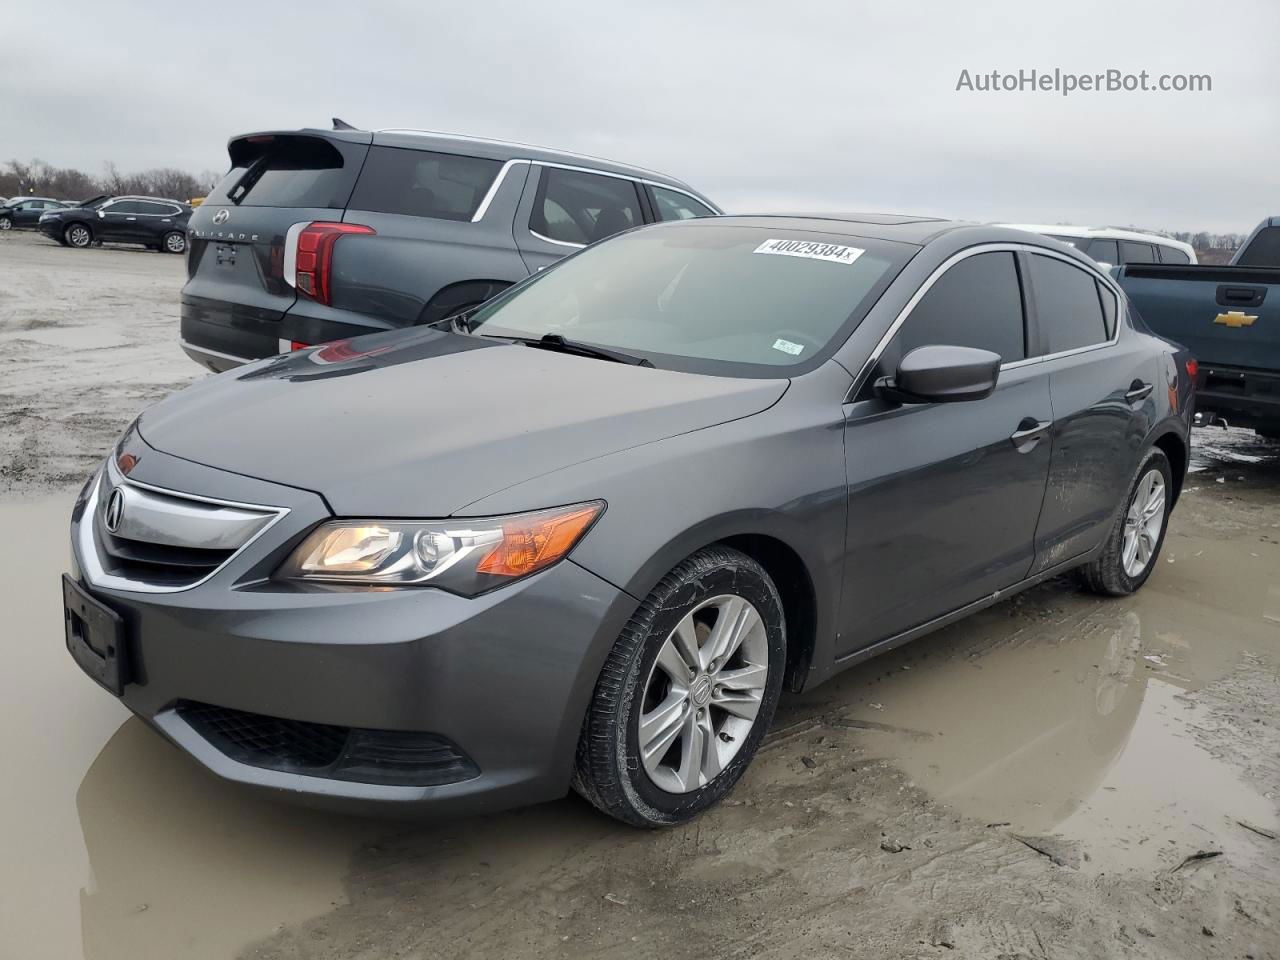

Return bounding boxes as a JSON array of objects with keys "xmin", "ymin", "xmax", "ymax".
[{"xmin": 1000, "ymin": 224, "xmax": 1196, "ymax": 267}]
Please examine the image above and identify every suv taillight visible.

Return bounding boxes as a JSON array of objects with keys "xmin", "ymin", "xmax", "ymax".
[{"xmin": 292, "ymin": 222, "xmax": 374, "ymax": 305}]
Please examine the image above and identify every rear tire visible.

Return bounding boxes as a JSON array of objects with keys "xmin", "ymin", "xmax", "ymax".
[
  {"xmin": 64, "ymin": 223, "xmax": 92, "ymax": 248},
  {"xmin": 1079, "ymin": 447, "xmax": 1172, "ymax": 596},
  {"xmin": 572, "ymin": 546, "xmax": 786, "ymax": 827},
  {"xmin": 162, "ymin": 230, "xmax": 186, "ymax": 254}
]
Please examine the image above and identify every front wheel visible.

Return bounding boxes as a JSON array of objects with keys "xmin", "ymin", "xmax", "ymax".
[
  {"xmin": 1080, "ymin": 447, "xmax": 1172, "ymax": 596},
  {"xmin": 64, "ymin": 223, "xmax": 92, "ymax": 248},
  {"xmin": 0, "ymin": 216, "xmax": 11, "ymax": 231},
  {"xmin": 573, "ymin": 546, "xmax": 786, "ymax": 827},
  {"xmin": 162, "ymin": 230, "xmax": 186, "ymax": 254}
]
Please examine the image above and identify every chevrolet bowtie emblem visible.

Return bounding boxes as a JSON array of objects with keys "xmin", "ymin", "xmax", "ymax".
[{"xmin": 1214, "ymin": 311, "xmax": 1257, "ymax": 328}]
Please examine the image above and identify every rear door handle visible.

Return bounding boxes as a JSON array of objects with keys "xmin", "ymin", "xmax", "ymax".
[
  {"xmin": 1125, "ymin": 381, "xmax": 1154, "ymax": 404},
  {"xmin": 1010, "ymin": 417, "xmax": 1052, "ymax": 453}
]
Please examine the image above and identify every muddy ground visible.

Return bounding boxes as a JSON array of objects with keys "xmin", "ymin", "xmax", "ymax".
[{"xmin": 1, "ymin": 229, "xmax": 1277, "ymax": 960}]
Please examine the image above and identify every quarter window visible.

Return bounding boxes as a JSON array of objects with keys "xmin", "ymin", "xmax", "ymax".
[
  {"xmin": 1158, "ymin": 245, "xmax": 1191, "ymax": 264},
  {"xmin": 1120, "ymin": 241, "xmax": 1157, "ymax": 264},
  {"xmin": 890, "ymin": 251, "xmax": 1026, "ymax": 364},
  {"xmin": 530, "ymin": 167, "xmax": 641, "ymax": 246},
  {"xmin": 1028, "ymin": 254, "xmax": 1108, "ymax": 353},
  {"xmin": 1097, "ymin": 282, "xmax": 1118, "ymax": 337},
  {"xmin": 650, "ymin": 186, "xmax": 716, "ymax": 222},
  {"xmin": 347, "ymin": 146, "xmax": 502, "ymax": 222}
]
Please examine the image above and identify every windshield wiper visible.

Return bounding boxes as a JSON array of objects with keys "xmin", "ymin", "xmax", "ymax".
[{"xmin": 491, "ymin": 333, "xmax": 653, "ymax": 367}]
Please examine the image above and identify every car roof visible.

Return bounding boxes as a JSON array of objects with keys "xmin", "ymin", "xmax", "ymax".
[
  {"xmin": 106, "ymin": 195, "xmax": 188, "ymax": 205},
  {"xmin": 704, "ymin": 212, "xmax": 974, "ymax": 246},
  {"xmin": 6, "ymin": 196, "xmax": 61, "ymax": 203},
  {"xmin": 1000, "ymin": 222, "xmax": 1194, "ymax": 252}
]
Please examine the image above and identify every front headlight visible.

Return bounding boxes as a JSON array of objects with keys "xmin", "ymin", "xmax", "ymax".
[{"xmin": 277, "ymin": 502, "xmax": 604, "ymax": 595}]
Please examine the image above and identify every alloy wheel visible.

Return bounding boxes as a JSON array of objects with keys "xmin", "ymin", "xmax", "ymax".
[
  {"xmin": 638, "ymin": 594, "xmax": 769, "ymax": 793},
  {"xmin": 0, "ymin": 217, "xmax": 11, "ymax": 231},
  {"xmin": 165, "ymin": 232, "xmax": 186, "ymax": 253},
  {"xmin": 1121, "ymin": 469, "xmax": 1165, "ymax": 577},
  {"xmin": 68, "ymin": 225, "xmax": 90, "ymax": 248}
]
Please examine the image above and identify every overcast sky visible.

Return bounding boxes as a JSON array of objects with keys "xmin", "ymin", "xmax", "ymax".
[{"xmin": 3, "ymin": 0, "xmax": 1275, "ymax": 233}]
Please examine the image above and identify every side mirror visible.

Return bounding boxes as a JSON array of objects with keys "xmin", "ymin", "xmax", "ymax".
[
  {"xmin": 876, "ymin": 344, "xmax": 1001, "ymax": 404},
  {"xmin": 97, "ymin": 210, "xmax": 105, "ymax": 218}
]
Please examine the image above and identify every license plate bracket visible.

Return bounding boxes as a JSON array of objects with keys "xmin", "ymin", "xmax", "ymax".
[{"xmin": 62, "ymin": 573, "xmax": 127, "ymax": 696}]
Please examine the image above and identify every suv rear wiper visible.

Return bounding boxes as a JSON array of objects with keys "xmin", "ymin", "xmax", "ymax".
[{"xmin": 492, "ymin": 333, "xmax": 653, "ymax": 367}]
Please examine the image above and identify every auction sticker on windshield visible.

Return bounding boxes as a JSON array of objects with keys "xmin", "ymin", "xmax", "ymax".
[{"xmin": 753, "ymin": 238, "xmax": 865, "ymax": 265}]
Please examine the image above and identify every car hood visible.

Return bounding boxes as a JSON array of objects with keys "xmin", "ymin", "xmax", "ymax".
[{"xmin": 139, "ymin": 327, "xmax": 788, "ymax": 516}]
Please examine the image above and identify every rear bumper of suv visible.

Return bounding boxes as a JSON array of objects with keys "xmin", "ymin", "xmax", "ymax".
[{"xmin": 67, "ymin": 450, "xmax": 637, "ymax": 817}]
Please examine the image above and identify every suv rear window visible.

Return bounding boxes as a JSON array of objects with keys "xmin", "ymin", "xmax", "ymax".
[
  {"xmin": 211, "ymin": 137, "xmax": 356, "ymax": 209},
  {"xmin": 348, "ymin": 146, "xmax": 502, "ymax": 222}
]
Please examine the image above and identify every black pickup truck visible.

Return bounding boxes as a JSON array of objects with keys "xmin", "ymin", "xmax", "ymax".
[{"xmin": 1116, "ymin": 216, "xmax": 1280, "ymax": 438}]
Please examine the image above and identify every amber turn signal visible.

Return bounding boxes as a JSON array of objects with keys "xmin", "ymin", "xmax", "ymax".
[{"xmin": 477, "ymin": 504, "xmax": 604, "ymax": 578}]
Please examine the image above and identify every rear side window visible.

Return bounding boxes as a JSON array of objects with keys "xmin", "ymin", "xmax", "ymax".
[
  {"xmin": 348, "ymin": 146, "xmax": 501, "ymax": 222},
  {"xmin": 892, "ymin": 251, "xmax": 1026, "ymax": 364},
  {"xmin": 1158, "ymin": 245, "xmax": 1191, "ymax": 264},
  {"xmin": 106, "ymin": 200, "xmax": 146, "ymax": 214},
  {"xmin": 530, "ymin": 167, "xmax": 641, "ymax": 245},
  {"xmin": 1235, "ymin": 227, "xmax": 1280, "ymax": 267},
  {"xmin": 1028, "ymin": 254, "xmax": 1108, "ymax": 353},
  {"xmin": 211, "ymin": 137, "xmax": 356, "ymax": 209},
  {"xmin": 1087, "ymin": 238, "xmax": 1119, "ymax": 264},
  {"xmin": 651, "ymin": 186, "xmax": 716, "ymax": 221},
  {"xmin": 1120, "ymin": 241, "xmax": 1157, "ymax": 264},
  {"xmin": 135, "ymin": 201, "xmax": 178, "ymax": 215}
]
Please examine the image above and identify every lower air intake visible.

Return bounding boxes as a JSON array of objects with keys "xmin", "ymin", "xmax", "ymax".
[{"xmin": 175, "ymin": 701, "xmax": 479, "ymax": 787}]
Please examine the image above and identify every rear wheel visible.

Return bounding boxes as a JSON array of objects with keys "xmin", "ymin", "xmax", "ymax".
[
  {"xmin": 64, "ymin": 223, "xmax": 92, "ymax": 248},
  {"xmin": 1080, "ymin": 447, "xmax": 1172, "ymax": 596},
  {"xmin": 573, "ymin": 546, "xmax": 785, "ymax": 827},
  {"xmin": 162, "ymin": 230, "xmax": 186, "ymax": 254}
]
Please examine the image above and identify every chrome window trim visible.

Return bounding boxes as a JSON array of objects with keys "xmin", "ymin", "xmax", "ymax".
[
  {"xmin": 849, "ymin": 242, "xmax": 1123, "ymax": 398},
  {"xmin": 77, "ymin": 462, "xmax": 290, "ymax": 594},
  {"xmin": 529, "ymin": 228, "xmax": 585, "ymax": 249}
]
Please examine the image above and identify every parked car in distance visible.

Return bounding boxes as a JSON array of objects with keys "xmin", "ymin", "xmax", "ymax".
[
  {"xmin": 1117, "ymin": 214, "xmax": 1280, "ymax": 438},
  {"xmin": 0, "ymin": 196, "xmax": 69, "ymax": 230},
  {"xmin": 179, "ymin": 126, "xmax": 720, "ymax": 372},
  {"xmin": 66, "ymin": 215, "xmax": 1193, "ymax": 826},
  {"xmin": 1001, "ymin": 224, "xmax": 1196, "ymax": 267},
  {"xmin": 38, "ymin": 196, "xmax": 192, "ymax": 253}
]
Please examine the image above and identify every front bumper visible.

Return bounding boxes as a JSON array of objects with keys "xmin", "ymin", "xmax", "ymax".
[
  {"xmin": 67, "ymin": 444, "xmax": 636, "ymax": 816},
  {"xmin": 38, "ymin": 219, "xmax": 63, "ymax": 241}
]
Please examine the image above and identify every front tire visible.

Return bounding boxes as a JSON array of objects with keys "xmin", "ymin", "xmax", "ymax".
[
  {"xmin": 1080, "ymin": 447, "xmax": 1172, "ymax": 596},
  {"xmin": 162, "ymin": 230, "xmax": 186, "ymax": 254},
  {"xmin": 64, "ymin": 223, "xmax": 92, "ymax": 248},
  {"xmin": 0, "ymin": 216, "xmax": 12, "ymax": 231},
  {"xmin": 573, "ymin": 546, "xmax": 786, "ymax": 827}
]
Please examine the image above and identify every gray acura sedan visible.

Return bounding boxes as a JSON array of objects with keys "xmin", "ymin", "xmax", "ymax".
[{"xmin": 65, "ymin": 214, "xmax": 1194, "ymax": 827}]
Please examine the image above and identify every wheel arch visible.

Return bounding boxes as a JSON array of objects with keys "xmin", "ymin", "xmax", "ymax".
[
  {"xmin": 1149, "ymin": 427, "xmax": 1188, "ymax": 505},
  {"xmin": 416, "ymin": 279, "xmax": 513, "ymax": 326}
]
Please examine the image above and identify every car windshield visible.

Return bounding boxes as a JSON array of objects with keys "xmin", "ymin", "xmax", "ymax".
[{"xmin": 464, "ymin": 223, "xmax": 910, "ymax": 376}]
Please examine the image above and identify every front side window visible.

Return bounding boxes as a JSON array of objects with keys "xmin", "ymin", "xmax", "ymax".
[
  {"xmin": 465, "ymin": 223, "xmax": 909, "ymax": 375},
  {"xmin": 889, "ymin": 252, "xmax": 1026, "ymax": 365},
  {"xmin": 651, "ymin": 186, "xmax": 716, "ymax": 221},
  {"xmin": 1028, "ymin": 254, "xmax": 1108, "ymax": 353},
  {"xmin": 530, "ymin": 168, "xmax": 641, "ymax": 246},
  {"xmin": 348, "ymin": 146, "xmax": 501, "ymax": 222},
  {"xmin": 1120, "ymin": 241, "xmax": 1157, "ymax": 264},
  {"xmin": 1087, "ymin": 239, "xmax": 1119, "ymax": 264}
]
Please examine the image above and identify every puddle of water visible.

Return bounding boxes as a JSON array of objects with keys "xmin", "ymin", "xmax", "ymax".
[
  {"xmin": 1189, "ymin": 425, "xmax": 1278, "ymax": 474},
  {"xmin": 814, "ymin": 522, "xmax": 1280, "ymax": 875},
  {"xmin": 0, "ymin": 497, "xmax": 379, "ymax": 960}
]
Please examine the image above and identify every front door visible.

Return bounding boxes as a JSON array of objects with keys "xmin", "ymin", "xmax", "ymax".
[{"xmin": 838, "ymin": 249, "xmax": 1054, "ymax": 655}]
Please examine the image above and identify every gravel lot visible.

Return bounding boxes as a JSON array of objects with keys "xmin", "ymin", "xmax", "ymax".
[{"xmin": 2, "ymin": 229, "xmax": 1277, "ymax": 960}]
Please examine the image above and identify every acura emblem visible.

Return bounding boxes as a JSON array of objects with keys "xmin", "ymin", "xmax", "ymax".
[
  {"xmin": 212, "ymin": 208, "xmax": 230, "ymax": 225},
  {"xmin": 104, "ymin": 488, "xmax": 125, "ymax": 533}
]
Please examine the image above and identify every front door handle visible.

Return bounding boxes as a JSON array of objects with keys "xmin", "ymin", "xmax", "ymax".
[
  {"xmin": 1010, "ymin": 417, "xmax": 1052, "ymax": 453},
  {"xmin": 1125, "ymin": 381, "xmax": 1154, "ymax": 404}
]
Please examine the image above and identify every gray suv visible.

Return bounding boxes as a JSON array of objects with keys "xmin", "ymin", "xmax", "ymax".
[{"xmin": 180, "ymin": 127, "xmax": 720, "ymax": 371}]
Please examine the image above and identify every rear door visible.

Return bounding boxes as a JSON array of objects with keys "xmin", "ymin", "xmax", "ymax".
[
  {"xmin": 513, "ymin": 165, "xmax": 646, "ymax": 273},
  {"xmin": 181, "ymin": 131, "xmax": 371, "ymax": 364},
  {"xmin": 1028, "ymin": 254, "xmax": 1154, "ymax": 567}
]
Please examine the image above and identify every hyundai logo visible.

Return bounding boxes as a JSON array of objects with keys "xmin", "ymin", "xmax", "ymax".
[
  {"xmin": 104, "ymin": 488, "xmax": 125, "ymax": 533},
  {"xmin": 212, "ymin": 208, "xmax": 231, "ymax": 225}
]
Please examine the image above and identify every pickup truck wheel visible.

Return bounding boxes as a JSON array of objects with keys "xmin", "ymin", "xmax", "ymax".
[
  {"xmin": 162, "ymin": 231, "xmax": 186, "ymax": 254},
  {"xmin": 1080, "ymin": 447, "xmax": 1172, "ymax": 596},
  {"xmin": 572, "ymin": 546, "xmax": 785, "ymax": 827},
  {"xmin": 65, "ymin": 223, "xmax": 93, "ymax": 248}
]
